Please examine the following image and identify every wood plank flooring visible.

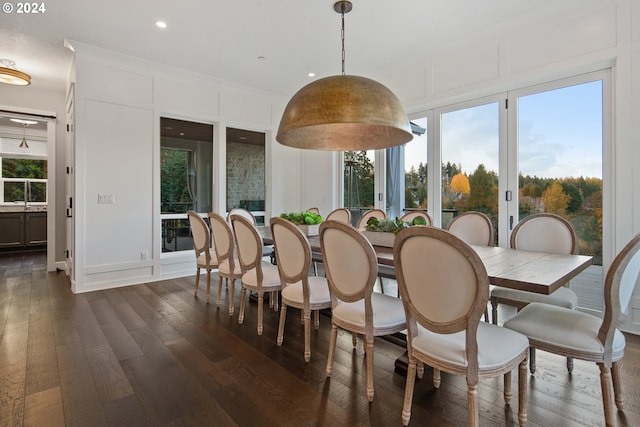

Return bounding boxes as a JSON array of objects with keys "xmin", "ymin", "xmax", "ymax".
[{"xmin": 1, "ymin": 251, "xmax": 639, "ymax": 426}]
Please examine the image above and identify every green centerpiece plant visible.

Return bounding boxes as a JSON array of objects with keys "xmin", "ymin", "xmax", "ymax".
[
  {"xmin": 365, "ymin": 215, "xmax": 427, "ymax": 234},
  {"xmin": 279, "ymin": 211, "xmax": 323, "ymax": 225}
]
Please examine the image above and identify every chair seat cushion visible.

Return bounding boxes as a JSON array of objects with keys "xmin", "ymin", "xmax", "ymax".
[
  {"xmin": 333, "ymin": 292, "xmax": 406, "ymax": 332},
  {"xmin": 242, "ymin": 262, "xmax": 282, "ymax": 289},
  {"xmin": 197, "ymin": 250, "xmax": 218, "ymax": 268},
  {"xmin": 491, "ymin": 286, "xmax": 578, "ymax": 309},
  {"xmin": 411, "ymin": 322, "xmax": 529, "ymax": 371},
  {"xmin": 218, "ymin": 258, "xmax": 241, "ymax": 276},
  {"xmin": 281, "ymin": 276, "xmax": 331, "ymax": 306},
  {"xmin": 503, "ymin": 303, "xmax": 626, "ymax": 360}
]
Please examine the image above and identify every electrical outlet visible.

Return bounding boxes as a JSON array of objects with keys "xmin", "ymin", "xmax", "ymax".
[{"xmin": 98, "ymin": 193, "xmax": 115, "ymax": 204}]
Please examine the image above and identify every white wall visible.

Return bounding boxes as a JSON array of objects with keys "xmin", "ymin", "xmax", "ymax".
[{"xmin": 68, "ymin": 41, "xmax": 295, "ymax": 293}]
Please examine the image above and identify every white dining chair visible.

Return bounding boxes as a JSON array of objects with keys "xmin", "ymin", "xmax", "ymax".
[
  {"xmin": 306, "ymin": 207, "xmax": 320, "ymax": 215},
  {"xmin": 491, "ymin": 213, "xmax": 579, "ymax": 372},
  {"xmin": 394, "ymin": 226, "xmax": 529, "ymax": 426},
  {"xmin": 231, "ymin": 215, "xmax": 283, "ymax": 335},
  {"xmin": 490, "ymin": 213, "xmax": 579, "ymax": 322},
  {"xmin": 319, "ymin": 219, "xmax": 406, "ymax": 401},
  {"xmin": 226, "ymin": 207, "xmax": 256, "ymax": 227},
  {"xmin": 448, "ymin": 211, "xmax": 494, "ymax": 322},
  {"xmin": 447, "ymin": 211, "xmax": 494, "ymax": 247},
  {"xmin": 208, "ymin": 212, "xmax": 242, "ymax": 315},
  {"xmin": 187, "ymin": 211, "xmax": 218, "ymax": 302},
  {"xmin": 504, "ymin": 233, "xmax": 640, "ymax": 427},
  {"xmin": 325, "ymin": 207, "xmax": 351, "ymax": 224},
  {"xmin": 271, "ymin": 217, "xmax": 332, "ymax": 362}
]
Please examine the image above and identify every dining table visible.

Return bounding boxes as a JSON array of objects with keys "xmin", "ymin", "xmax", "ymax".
[{"xmin": 257, "ymin": 226, "xmax": 593, "ymax": 296}]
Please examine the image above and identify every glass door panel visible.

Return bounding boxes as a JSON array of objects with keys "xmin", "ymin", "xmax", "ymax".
[
  {"xmin": 517, "ymin": 80, "xmax": 603, "ymax": 264},
  {"xmin": 441, "ymin": 102, "xmax": 500, "ymax": 244},
  {"xmin": 344, "ymin": 150, "xmax": 375, "ymax": 226}
]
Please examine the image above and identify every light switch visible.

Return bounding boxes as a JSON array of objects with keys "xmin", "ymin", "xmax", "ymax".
[{"xmin": 98, "ymin": 193, "xmax": 115, "ymax": 204}]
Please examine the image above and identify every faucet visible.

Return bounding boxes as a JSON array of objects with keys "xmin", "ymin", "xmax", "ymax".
[{"xmin": 24, "ymin": 180, "xmax": 30, "ymax": 210}]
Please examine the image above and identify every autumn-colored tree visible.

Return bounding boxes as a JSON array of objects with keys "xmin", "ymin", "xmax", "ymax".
[
  {"xmin": 541, "ymin": 181, "xmax": 569, "ymax": 215},
  {"xmin": 450, "ymin": 173, "xmax": 470, "ymax": 194}
]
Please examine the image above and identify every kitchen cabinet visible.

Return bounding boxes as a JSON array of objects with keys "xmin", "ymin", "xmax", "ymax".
[{"xmin": 0, "ymin": 211, "xmax": 47, "ymax": 249}]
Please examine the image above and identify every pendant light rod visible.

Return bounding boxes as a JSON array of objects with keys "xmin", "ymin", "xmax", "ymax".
[{"xmin": 334, "ymin": 1, "xmax": 352, "ymax": 75}]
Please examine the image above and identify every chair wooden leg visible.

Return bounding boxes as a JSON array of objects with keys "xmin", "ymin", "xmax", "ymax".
[
  {"xmin": 417, "ymin": 361, "xmax": 424, "ymax": 379},
  {"xmin": 567, "ymin": 357, "xmax": 574, "ymax": 373},
  {"xmin": 503, "ymin": 370, "xmax": 512, "ymax": 403},
  {"xmin": 491, "ymin": 298, "xmax": 498, "ymax": 325},
  {"xmin": 314, "ymin": 309, "xmax": 319, "ymax": 329},
  {"xmin": 277, "ymin": 304, "xmax": 287, "ymax": 346},
  {"xmin": 194, "ymin": 269, "xmax": 200, "ymax": 297},
  {"xmin": 326, "ymin": 324, "xmax": 338, "ymax": 377},
  {"xmin": 303, "ymin": 310, "xmax": 311, "ymax": 362},
  {"xmin": 216, "ymin": 276, "xmax": 223, "ymax": 306},
  {"xmin": 402, "ymin": 359, "xmax": 417, "ymax": 426},
  {"xmin": 257, "ymin": 292, "xmax": 264, "ymax": 335},
  {"xmin": 228, "ymin": 279, "xmax": 235, "ymax": 316},
  {"xmin": 238, "ymin": 288, "xmax": 247, "ymax": 324},
  {"xmin": 612, "ymin": 361, "xmax": 624, "ymax": 410},
  {"xmin": 433, "ymin": 368, "xmax": 441, "ymax": 389},
  {"xmin": 205, "ymin": 270, "xmax": 211, "ymax": 303},
  {"xmin": 519, "ymin": 358, "xmax": 528, "ymax": 426},
  {"xmin": 467, "ymin": 383, "xmax": 479, "ymax": 427},
  {"xmin": 378, "ymin": 276, "xmax": 385, "ymax": 294},
  {"xmin": 599, "ymin": 363, "xmax": 616, "ymax": 427},
  {"xmin": 529, "ymin": 347, "xmax": 537, "ymax": 374},
  {"xmin": 365, "ymin": 337, "xmax": 374, "ymax": 401},
  {"xmin": 272, "ymin": 292, "xmax": 278, "ymax": 311},
  {"xmin": 483, "ymin": 307, "xmax": 489, "ymax": 323}
]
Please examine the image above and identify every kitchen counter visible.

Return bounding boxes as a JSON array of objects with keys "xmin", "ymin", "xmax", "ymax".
[{"xmin": 0, "ymin": 205, "xmax": 47, "ymax": 213}]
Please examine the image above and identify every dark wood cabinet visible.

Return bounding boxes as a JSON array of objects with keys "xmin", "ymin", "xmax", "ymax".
[{"xmin": 0, "ymin": 211, "xmax": 47, "ymax": 249}]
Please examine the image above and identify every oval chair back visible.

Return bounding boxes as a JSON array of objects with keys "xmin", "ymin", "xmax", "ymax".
[
  {"xmin": 447, "ymin": 211, "xmax": 494, "ymax": 246},
  {"xmin": 326, "ymin": 208, "xmax": 351, "ymax": 224}
]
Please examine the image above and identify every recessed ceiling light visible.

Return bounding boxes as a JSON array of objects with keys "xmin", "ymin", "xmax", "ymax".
[
  {"xmin": 156, "ymin": 21, "xmax": 167, "ymax": 29},
  {"xmin": 308, "ymin": 72, "xmax": 316, "ymax": 77},
  {"xmin": 10, "ymin": 118, "xmax": 38, "ymax": 125}
]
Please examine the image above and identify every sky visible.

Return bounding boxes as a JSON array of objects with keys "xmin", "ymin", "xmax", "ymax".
[{"xmin": 405, "ymin": 80, "xmax": 603, "ymax": 180}]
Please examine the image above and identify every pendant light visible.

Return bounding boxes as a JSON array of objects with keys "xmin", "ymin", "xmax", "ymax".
[
  {"xmin": 276, "ymin": 1, "xmax": 412, "ymax": 151},
  {"xmin": 0, "ymin": 59, "xmax": 31, "ymax": 86},
  {"xmin": 19, "ymin": 123, "xmax": 29, "ymax": 148}
]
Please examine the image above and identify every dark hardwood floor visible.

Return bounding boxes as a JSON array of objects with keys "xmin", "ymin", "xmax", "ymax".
[{"xmin": 1, "ymin": 251, "xmax": 639, "ymax": 426}]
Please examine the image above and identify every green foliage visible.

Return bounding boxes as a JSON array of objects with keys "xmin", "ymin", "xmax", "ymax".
[
  {"xmin": 344, "ymin": 151, "xmax": 375, "ymax": 208},
  {"xmin": 160, "ymin": 148, "xmax": 193, "ymax": 213},
  {"xmin": 2, "ymin": 159, "xmax": 47, "ymax": 179},
  {"xmin": 561, "ymin": 182, "xmax": 583, "ymax": 214},
  {"xmin": 365, "ymin": 216, "xmax": 426, "ymax": 234},
  {"xmin": 279, "ymin": 211, "xmax": 323, "ymax": 225}
]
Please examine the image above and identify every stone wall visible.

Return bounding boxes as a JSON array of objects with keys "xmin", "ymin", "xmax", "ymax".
[{"xmin": 226, "ymin": 141, "xmax": 265, "ymax": 209}]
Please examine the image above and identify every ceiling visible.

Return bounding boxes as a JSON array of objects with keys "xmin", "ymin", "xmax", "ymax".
[{"xmin": 0, "ymin": 0, "xmax": 556, "ymax": 97}]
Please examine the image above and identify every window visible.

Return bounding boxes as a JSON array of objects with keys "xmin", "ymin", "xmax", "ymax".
[
  {"xmin": 226, "ymin": 127, "xmax": 266, "ymax": 224},
  {"xmin": 344, "ymin": 150, "xmax": 376, "ymax": 225},
  {"xmin": 1, "ymin": 158, "xmax": 48, "ymax": 205},
  {"xmin": 160, "ymin": 117, "xmax": 213, "ymax": 253}
]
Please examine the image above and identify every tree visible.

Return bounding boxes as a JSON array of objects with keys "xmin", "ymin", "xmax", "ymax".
[
  {"xmin": 561, "ymin": 182, "xmax": 583, "ymax": 214},
  {"xmin": 450, "ymin": 173, "xmax": 470, "ymax": 194},
  {"xmin": 467, "ymin": 164, "xmax": 496, "ymax": 212},
  {"xmin": 344, "ymin": 151, "xmax": 375, "ymax": 208},
  {"xmin": 541, "ymin": 181, "xmax": 569, "ymax": 215}
]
